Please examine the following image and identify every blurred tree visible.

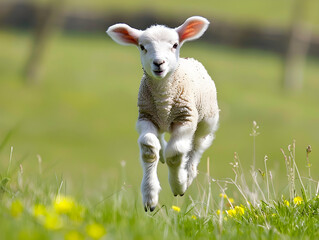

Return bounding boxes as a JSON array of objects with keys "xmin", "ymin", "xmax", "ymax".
[
  {"xmin": 282, "ymin": 0, "xmax": 314, "ymax": 91},
  {"xmin": 25, "ymin": 0, "xmax": 63, "ymax": 84}
]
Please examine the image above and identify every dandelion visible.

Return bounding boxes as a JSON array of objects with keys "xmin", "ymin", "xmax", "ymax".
[
  {"xmin": 216, "ymin": 210, "xmax": 225, "ymax": 216},
  {"xmin": 10, "ymin": 200, "xmax": 24, "ymax": 218},
  {"xmin": 54, "ymin": 195, "xmax": 75, "ymax": 214},
  {"xmin": 86, "ymin": 223, "xmax": 106, "ymax": 240},
  {"xmin": 219, "ymin": 193, "xmax": 227, "ymax": 199},
  {"xmin": 235, "ymin": 206, "xmax": 245, "ymax": 216},
  {"xmin": 284, "ymin": 200, "xmax": 290, "ymax": 207},
  {"xmin": 226, "ymin": 208, "xmax": 236, "ymax": 217},
  {"xmin": 191, "ymin": 215, "xmax": 197, "ymax": 220},
  {"xmin": 171, "ymin": 205, "xmax": 181, "ymax": 212},
  {"xmin": 44, "ymin": 212, "xmax": 63, "ymax": 230},
  {"xmin": 65, "ymin": 230, "xmax": 83, "ymax": 240},
  {"xmin": 33, "ymin": 204, "xmax": 47, "ymax": 218},
  {"xmin": 227, "ymin": 206, "xmax": 244, "ymax": 217},
  {"xmin": 293, "ymin": 196, "xmax": 303, "ymax": 205}
]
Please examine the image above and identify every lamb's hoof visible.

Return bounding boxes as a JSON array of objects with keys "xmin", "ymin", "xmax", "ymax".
[
  {"xmin": 180, "ymin": 193, "xmax": 184, "ymax": 197},
  {"xmin": 144, "ymin": 205, "xmax": 156, "ymax": 212},
  {"xmin": 174, "ymin": 194, "xmax": 178, "ymax": 197}
]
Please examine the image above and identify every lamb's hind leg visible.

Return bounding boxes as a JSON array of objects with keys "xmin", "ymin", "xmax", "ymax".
[
  {"xmin": 137, "ymin": 120, "xmax": 161, "ymax": 212},
  {"xmin": 186, "ymin": 114, "xmax": 219, "ymax": 187},
  {"xmin": 165, "ymin": 123, "xmax": 195, "ymax": 196}
]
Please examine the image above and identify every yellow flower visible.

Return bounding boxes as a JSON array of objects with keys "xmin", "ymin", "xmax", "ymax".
[
  {"xmin": 226, "ymin": 208, "xmax": 236, "ymax": 217},
  {"xmin": 10, "ymin": 200, "xmax": 24, "ymax": 218},
  {"xmin": 293, "ymin": 196, "xmax": 303, "ymax": 205},
  {"xmin": 219, "ymin": 193, "xmax": 227, "ymax": 199},
  {"xmin": 284, "ymin": 200, "xmax": 290, "ymax": 207},
  {"xmin": 54, "ymin": 195, "xmax": 75, "ymax": 214},
  {"xmin": 235, "ymin": 206, "xmax": 245, "ymax": 216},
  {"xmin": 33, "ymin": 204, "xmax": 47, "ymax": 218},
  {"xmin": 86, "ymin": 223, "xmax": 106, "ymax": 240},
  {"xmin": 191, "ymin": 215, "xmax": 197, "ymax": 220},
  {"xmin": 228, "ymin": 198, "xmax": 234, "ymax": 204},
  {"xmin": 172, "ymin": 205, "xmax": 181, "ymax": 213},
  {"xmin": 216, "ymin": 210, "xmax": 225, "ymax": 216},
  {"xmin": 65, "ymin": 230, "xmax": 83, "ymax": 240},
  {"xmin": 44, "ymin": 212, "xmax": 63, "ymax": 230},
  {"xmin": 227, "ymin": 206, "xmax": 245, "ymax": 217}
]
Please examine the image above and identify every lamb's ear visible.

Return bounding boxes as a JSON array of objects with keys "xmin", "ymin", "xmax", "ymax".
[
  {"xmin": 175, "ymin": 16, "xmax": 209, "ymax": 45},
  {"xmin": 106, "ymin": 24, "xmax": 143, "ymax": 46}
]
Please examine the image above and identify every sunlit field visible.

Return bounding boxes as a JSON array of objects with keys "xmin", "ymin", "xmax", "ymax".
[
  {"xmin": 1, "ymin": 135, "xmax": 318, "ymax": 239},
  {"xmin": 1, "ymin": 29, "xmax": 319, "ymax": 239}
]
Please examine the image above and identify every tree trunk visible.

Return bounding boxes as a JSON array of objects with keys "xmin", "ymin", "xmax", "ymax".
[
  {"xmin": 24, "ymin": 0, "xmax": 63, "ymax": 84},
  {"xmin": 282, "ymin": 0, "xmax": 312, "ymax": 91}
]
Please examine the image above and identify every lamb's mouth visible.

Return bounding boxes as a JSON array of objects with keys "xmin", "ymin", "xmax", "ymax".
[{"xmin": 153, "ymin": 70, "xmax": 164, "ymax": 77}]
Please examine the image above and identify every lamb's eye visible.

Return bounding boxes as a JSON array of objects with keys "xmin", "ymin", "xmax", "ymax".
[
  {"xmin": 173, "ymin": 43, "xmax": 178, "ymax": 49},
  {"xmin": 140, "ymin": 44, "xmax": 145, "ymax": 51}
]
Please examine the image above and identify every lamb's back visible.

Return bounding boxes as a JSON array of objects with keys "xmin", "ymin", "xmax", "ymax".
[{"xmin": 176, "ymin": 58, "xmax": 218, "ymax": 120}]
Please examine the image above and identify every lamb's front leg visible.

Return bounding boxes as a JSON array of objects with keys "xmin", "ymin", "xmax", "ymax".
[
  {"xmin": 165, "ymin": 123, "xmax": 195, "ymax": 196},
  {"xmin": 137, "ymin": 120, "xmax": 161, "ymax": 212}
]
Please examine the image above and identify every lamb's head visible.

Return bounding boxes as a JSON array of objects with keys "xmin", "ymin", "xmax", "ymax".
[{"xmin": 107, "ymin": 16, "xmax": 209, "ymax": 79}]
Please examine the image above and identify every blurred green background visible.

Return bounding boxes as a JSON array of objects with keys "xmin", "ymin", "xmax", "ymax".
[{"xmin": 0, "ymin": 0, "xmax": 318, "ymax": 202}]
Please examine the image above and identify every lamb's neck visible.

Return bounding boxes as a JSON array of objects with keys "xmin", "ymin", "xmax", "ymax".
[{"xmin": 143, "ymin": 69, "xmax": 179, "ymax": 94}]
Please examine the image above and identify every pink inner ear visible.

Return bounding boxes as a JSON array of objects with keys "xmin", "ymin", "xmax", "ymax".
[
  {"xmin": 113, "ymin": 27, "xmax": 138, "ymax": 45},
  {"xmin": 179, "ymin": 20, "xmax": 205, "ymax": 42}
]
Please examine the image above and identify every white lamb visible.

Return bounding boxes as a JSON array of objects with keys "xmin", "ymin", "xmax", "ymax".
[{"xmin": 107, "ymin": 16, "xmax": 219, "ymax": 212}]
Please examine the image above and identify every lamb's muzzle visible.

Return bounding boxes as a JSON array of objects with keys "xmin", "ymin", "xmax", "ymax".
[
  {"xmin": 153, "ymin": 59, "xmax": 165, "ymax": 67},
  {"xmin": 107, "ymin": 16, "xmax": 219, "ymax": 212}
]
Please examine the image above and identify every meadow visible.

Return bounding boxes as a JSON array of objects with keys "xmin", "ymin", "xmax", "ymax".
[
  {"xmin": 31, "ymin": 0, "xmax": 319, "ymax": 28},
  {"xmin": 0, "ymin": 27, "xmax": 319, "ymax": 239}
]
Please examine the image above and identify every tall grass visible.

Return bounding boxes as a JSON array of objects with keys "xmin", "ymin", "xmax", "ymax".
[{"xmin": 0, "ymin": 122, "xmax": 318, "ymax": 239}]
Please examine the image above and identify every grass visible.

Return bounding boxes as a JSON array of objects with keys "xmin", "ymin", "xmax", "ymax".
[
  {"xmin": 0, "ymin": 29, "xmax": 319, "ymax": 238},
  {"xmin": 1, "ymin": 127, "xmax": 318, "ymax": 239},
  {"xmin": 1, "ymin": 29, "xmax": 319, "ymax": 186}
]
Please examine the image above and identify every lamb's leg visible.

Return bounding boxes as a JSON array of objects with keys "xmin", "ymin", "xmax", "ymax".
[
  {"xmin": 186, "ymin": 114, "xmax": 219, "ymax": 187},
  {"xmin": 165, "ymin": 123, "xmax": 195, "ymax": 196},
  {"xmin": 137, "ymin": 120, "xmax": 161, "ymax": 212},
  {"xmin": 186, "ymin": 133, "xmax": 214, "ymax": 187},
  {"xmin": 159, "ymin": 133, "xmax": 167, "ymax": 164}
]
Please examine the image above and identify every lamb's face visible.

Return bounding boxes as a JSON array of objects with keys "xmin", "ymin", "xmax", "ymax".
[
  {"xmin": 138, "ymin": 26, "xmax": 180, "ymax": 79},
  {"xmin": 107, "ymin": 16, "xmax": 209, "ymax": 81}
]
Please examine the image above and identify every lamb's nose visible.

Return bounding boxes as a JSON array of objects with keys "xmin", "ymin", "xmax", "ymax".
[{"xmin": 153, "ymin": 59, "xmax": 165, "ymax": 67}]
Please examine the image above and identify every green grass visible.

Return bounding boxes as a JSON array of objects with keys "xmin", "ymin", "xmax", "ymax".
[
  {"xmin": 1, "ymin": 137, "xmax": 318, "ymax": 239},
  {"xmin": 1, "ymin": 29, "xmax": 318, "ymax": 188},
  {"xmin": 0, "ymin": 29, "xmax": 319, "ymax": 238}
]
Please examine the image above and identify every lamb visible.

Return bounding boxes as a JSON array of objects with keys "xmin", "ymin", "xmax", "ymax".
[{"xmin": 107, "ymin": 16, "xmax": 219, "ymax": 212}]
